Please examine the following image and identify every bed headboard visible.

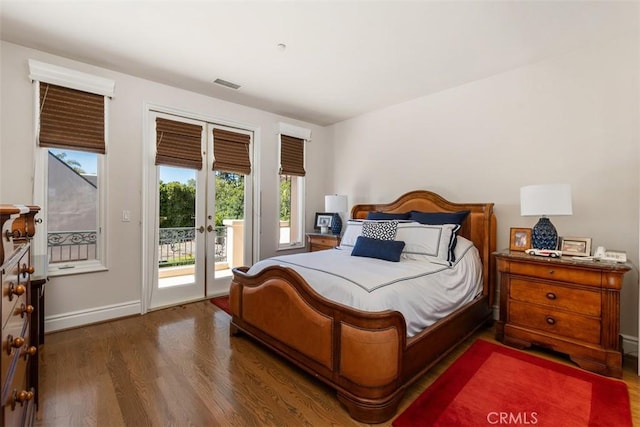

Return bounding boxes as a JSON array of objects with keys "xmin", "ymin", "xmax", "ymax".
[{"xmin": 351, "ymin": 190, "xmax": 497, "ymax": 306}]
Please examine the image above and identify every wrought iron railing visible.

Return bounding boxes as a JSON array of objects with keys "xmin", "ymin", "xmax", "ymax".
[
  {"xmin": 47, "ymin": 227, "xmax": 228, "ymax": 266},
  {"xmin": 158, "ymin": 226, "xmax": 227, "ymax": 267},
  {"xmin": 48, "ymin": 230, "xmax": 97, "ymax": 263},
  {"xmin": 158, "ymin": 227, "xmax": 195, "ymax": 266}
]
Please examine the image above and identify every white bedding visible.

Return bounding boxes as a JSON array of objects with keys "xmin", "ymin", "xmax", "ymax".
[{"xmin": 247, "ymin": 236, "xmax": 483, "ymax": 337}]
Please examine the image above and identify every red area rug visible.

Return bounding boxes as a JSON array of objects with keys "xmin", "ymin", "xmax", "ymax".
[
  {"xmin": 393, "ymin": 339, "xmax": 631, "ymax": 427},
  {"xmin": 210, "ymin": 296, "xmax": 231, "ymax": 315}
]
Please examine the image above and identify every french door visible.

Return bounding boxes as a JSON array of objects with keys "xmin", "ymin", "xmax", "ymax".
[{"xmin": 146, "ymin": 111, "xmax": 253, "ymax": 310}]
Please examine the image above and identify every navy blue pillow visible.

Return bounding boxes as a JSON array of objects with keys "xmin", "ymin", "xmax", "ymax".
[
  {"xmin": 366, "ymin": 211, "xmax": 411, "ymax": 220},
  {"xmin": 351, "ymin": 236, "xmax": 406, "ymax": 262},
  {"xmin": 409, "ymin": 210, "xmax": 470, "ymax": 225}
]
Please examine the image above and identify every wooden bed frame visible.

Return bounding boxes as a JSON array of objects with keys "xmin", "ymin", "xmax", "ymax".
[{"xmin": 229, "ymin": 190, "xmax": 496, "ymax": 423}]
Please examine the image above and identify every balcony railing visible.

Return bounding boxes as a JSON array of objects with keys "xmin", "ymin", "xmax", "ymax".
[
  {"xmin": 47, "ymin": 227, "xmax": 228, "ymax": 266},
  {"xmin": 158, "ymin": 227, "xmax": 196, "ymax": 266}
]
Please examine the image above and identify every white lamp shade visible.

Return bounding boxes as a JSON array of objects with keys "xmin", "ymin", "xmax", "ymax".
[
  {"xmin": 520, "ymin": 184, "xmax": 573, "ymax": 216},
  {"xmin": 325, "ymin": 194, "xmax": 347, "ymax": 213}
]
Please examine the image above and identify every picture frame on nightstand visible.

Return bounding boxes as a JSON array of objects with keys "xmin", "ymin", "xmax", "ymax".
[
  {"xmin": 314, "ymin": 212, "xmax": 333, "ymax": 231},
  {"xmin": 558, "ymin": 236, "xmax": 591, "ymax": 257},
  {"xmin": 509, "ymin": 227, "xmax": 531, "ymax": 251}
]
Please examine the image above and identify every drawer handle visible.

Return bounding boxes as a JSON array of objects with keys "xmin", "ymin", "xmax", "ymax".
[
  {"xmin": 545, "ymin": 316, "xmax": 556, "ymax": 325},
  {"xmin": 546, "ymin": 292, "xmax": 557, "ymax": 300},
  {"xmin": 11, "ymin": 389, "xmax": 34, "ymax": 409},
  {"xmin": 22, "ymin": 346, "xmax": 37, "ymax": 360},
  {"xmin": 548, "ymin": 269, "xmax": 555, "ymax": 275},
  {"xmin": 8, "ymin": 283, "xmax": 26, "ymax": 302},
  {"xmin": 4, "ymin": 229, "xmax": 22, "ymax": 241},
  {"xmin": 20, "ymin": 304, "xmax": 34, "ymax": 318},
  {"xmin": 20, "ymin": 263, "xmax": 34, "ymax": 277},
  {"xmin": 6, "ymin": 335, "xmax": 25, "ymax": 355},
  {"xmin": 8, "ymin": 282, "xmax": 25, "ymax": 301}
]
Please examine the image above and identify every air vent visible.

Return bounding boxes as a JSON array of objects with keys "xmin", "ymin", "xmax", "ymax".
[{"xmin": 213, "ymin": 78, "xmax": 241, "ymax": 90}]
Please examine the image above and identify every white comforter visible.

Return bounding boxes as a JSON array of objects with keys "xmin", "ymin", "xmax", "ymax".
[{"xmin": 247, "ymin": 237, "xmax": 483, "ymax": 337}]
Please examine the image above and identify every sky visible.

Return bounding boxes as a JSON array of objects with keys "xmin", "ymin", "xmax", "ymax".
[{"xmin": 52, "ymin": 148, "xmax": 193, "ymax": 183}]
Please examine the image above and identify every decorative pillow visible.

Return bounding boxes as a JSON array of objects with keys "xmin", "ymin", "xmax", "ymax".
[
  {"xmin": 362, "ymin": 220, "xmax": 398, "ymax": 241},
  {"xmin": 366, "ymin": 211, "xmax": 410, "ymax": 220},
  {"xmin": 409, "ymin": 210, "xmax": 470, "ymax": 225},
  {"xmin": 351, "ymin": 236, "xmax": 406, "ymax": 262},
  {"xmin": 338, "ymin": 220, "xmax": 364, "ymax": 249},
  {"xmin": 395, "ymin": 222, "xmax": 461, "ymax": 266}
]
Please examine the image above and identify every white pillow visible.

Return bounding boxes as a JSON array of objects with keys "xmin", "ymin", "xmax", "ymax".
[
  {"xmin": 338, "ymin": 220, "xmax": 364, "ymax": 249},
  {"xmin": 395, "ymin": 222, "xmax": 460, "ymax": 266}
]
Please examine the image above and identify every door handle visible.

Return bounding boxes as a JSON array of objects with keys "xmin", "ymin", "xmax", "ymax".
[
  {"xmin": 207, "ymin": 225, "xmax": 214, "ymax": 232},
  {"xmin": 198, "ymin": 226, "xmax": 205, "ymax": 233}
]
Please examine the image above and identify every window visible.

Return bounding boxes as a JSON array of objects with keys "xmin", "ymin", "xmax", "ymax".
[
  {"xmin": 278, "ymin": 130, "xmax": 307, "ymax": 249},
  {"xmin": 46, "ymin": 148, "xmax": 101, "ymax": 268},
  {"xmin": 29, "ymin": 60, "xmax": 114, "ymax": 275}
]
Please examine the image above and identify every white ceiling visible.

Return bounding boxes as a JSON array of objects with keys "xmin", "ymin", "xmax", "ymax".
[{"xmin": 1, "ymin": 1, "xmax": 637, "ymax": 126}]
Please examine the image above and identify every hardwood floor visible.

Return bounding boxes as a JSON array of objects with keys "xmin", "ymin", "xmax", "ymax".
[{"xmin": 35, "ymin": 301, "xmax": 639, "ymax": 426}]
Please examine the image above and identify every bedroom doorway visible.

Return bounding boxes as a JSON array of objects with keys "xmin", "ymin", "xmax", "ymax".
[{"xmin": 146, "ymin": 111, "xmax": 254, "ymax": 310}]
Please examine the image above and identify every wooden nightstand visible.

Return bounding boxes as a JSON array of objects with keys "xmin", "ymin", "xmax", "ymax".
[
  {"xmin": 495, "ymin": 250, "xmax": 630, "ymax": 378},
  {"xmin": 306, "ymin": 233, "xmax": 341, "ymax": 252}
]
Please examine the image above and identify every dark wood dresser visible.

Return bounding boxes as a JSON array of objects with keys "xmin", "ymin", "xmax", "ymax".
[
  {"xmin": 1, "ymin": 205, "xmax": 41, "ymax": 426},
  {"xmin": 495, "ymin": 250, "xmax": 630, "ymax": 378}
]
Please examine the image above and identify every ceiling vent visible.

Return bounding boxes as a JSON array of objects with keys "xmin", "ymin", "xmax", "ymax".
[{"xmin": 213, "ymin": 78, "xmax": 241, "ymax": 90}]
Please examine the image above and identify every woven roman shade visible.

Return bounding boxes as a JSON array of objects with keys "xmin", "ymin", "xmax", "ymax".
[
  {"xmin": 155, "ymin": 118, "xmax": 203, "ymax": 170},
  {"xmin": 279, "ymin": 134, "xmax": 305, "ymax": 177},
  {"xmin": 212, "ymin": 129, "xmax": 251, "ymax": 175},
  {"xmin": 38, "ymin": 83, "xmax": 106, "ymax": 154}
]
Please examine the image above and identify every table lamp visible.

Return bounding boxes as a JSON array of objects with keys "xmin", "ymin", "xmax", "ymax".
[
  {"xmin": 324, "ymin": 194, "xmax": 347, "ymax": 235},
  {"xmin": 520, "ymin": 184, "xmax": 573, "ymax": 250}
]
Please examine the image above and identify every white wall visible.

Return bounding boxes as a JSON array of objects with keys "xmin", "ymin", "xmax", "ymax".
[
  {"xmin": 330, "ymin": 35, "xmax": 639, "ymax": 352},
  {"xmin": 0, "ymin": 41, "xmax": 330, "ymax": 330}
]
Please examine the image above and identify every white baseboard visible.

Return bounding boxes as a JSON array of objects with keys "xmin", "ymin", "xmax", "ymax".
[
  {"xmin": 44, "ymin": 300, "xmax": 141, "ymax": 333},
  {"xmin": 621, "ymin": 333, "xmax": 639, "ymax": 357}
]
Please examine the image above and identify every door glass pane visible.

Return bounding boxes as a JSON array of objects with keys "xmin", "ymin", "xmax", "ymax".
[
  {"xmin": 47, "ymin": 148, "xmax": 99, "ymax": 264},
  {"xmin": 158, "ymin": 166, "xmax": 196, "ymax": 288},
  {"xmin": 214, "ymin": 171, "xmax": 244, "ymax": 278}
]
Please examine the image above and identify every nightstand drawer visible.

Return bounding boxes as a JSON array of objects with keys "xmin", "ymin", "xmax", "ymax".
[
  {"xmin": 510, "ymin": 279, "xmax": 601, "ymax": 317},
  {"xmin": 510, "ymin": 262, "xmax": 601, "ymax": 287},
  {"xmin": 306, "ymin": 233, "xmax": 341, "ymax": 252},
  {"xmin": 311, "ymin": 236, "xmax": 338, "ymax": 247},
  {"xmin": 509, "ymin": 301, "xmax": 601, "ymax": 344}
]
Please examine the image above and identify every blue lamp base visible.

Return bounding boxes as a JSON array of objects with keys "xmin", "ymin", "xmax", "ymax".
[
  {"xmin": 531, "ymin": 217, "xmax": 558, "ymax": 250},
  {"xmin": 331, "ymin": 213, "xmax": 342, "ymax": 235}
]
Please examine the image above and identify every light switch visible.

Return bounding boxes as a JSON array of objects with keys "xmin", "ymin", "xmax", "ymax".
[{"xmin": 122, "ymin": 210, "xmax": 131, "ymax": 222}]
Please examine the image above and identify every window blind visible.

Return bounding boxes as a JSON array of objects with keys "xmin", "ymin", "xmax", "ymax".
[
  {"xmin": 279, "ymin": 134, "xmax": 305, "ymax": 177},
  {"xmin": 212, "ymin": 129, "xmax": 251, "ymax": 175},
  {"xmin": 155, "ymin": 118, "xmax": 203, "ymax": 170},
  {"xmin": 38, "ymin": 83, "xmax": 106, "ymax": 154}
]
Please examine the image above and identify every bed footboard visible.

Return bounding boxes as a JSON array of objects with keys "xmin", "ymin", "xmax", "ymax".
[{"xmin": 230, "ymin": 266, "xmax": 408, "ymax": 423}]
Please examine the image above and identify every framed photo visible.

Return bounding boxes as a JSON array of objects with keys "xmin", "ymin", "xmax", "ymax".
[
  {"xmin": 314, "ymin": 212, "xmax": 333, "ymax": 230},
  {"xmin": 559, "ymin": 236, "xmax": 592, "ymax": 257},
  {"xmin": 509, "ymin": 228, "xmax": 532, "ymax": 252}
]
